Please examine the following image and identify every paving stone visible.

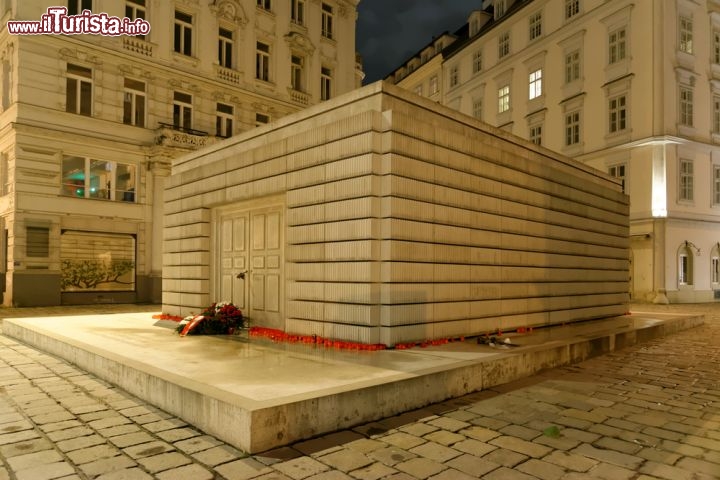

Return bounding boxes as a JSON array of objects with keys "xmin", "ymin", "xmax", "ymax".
[
  {"xmin": 274, "ymin": 456, "xmax": 330, "ymax": 479},
  {"xmin": 586, "ymin": 462, "xmax": 637, "ymax": 480},
  {"xmin": 136, "ymin": 451, "xmax": 192, "ymax": 473},
  {"xmin": 29, "ymin": 411, "xmax": 75, "ymax": 425},
  {"xmin": 445, "ymin": 453, "xmax": 500, "ymax": 477},
  {"xmin": 123, "ymin": 441, "xmax": 174, "ymax": 459},
  {"xmin": 47, "ymin": 426, "xmax": 94, "ymax": 442},
  {"xmin": 40, "ymin": 420, "xmax": 83, "ymax": 433},
  {"xmin": 561, "ymin": 428, "xmax": 601, "ymax": 443},
  {"xmin": 92, "ymin": 467, "xmax": 153, "ymax": 479},
  {"xmin": 215, "ymin": 457, "xmax": 274, "ymax": 480},
  {"xmin": 56, "ymin": 434, "xmax": 106, "ymax": 452},
  {"xmin": 397, "ymin": 422, "xmax": 437, "ymax": 437},
  {"xmin": 516, "ymin": 458, "xmax": 567, "ymax": 480},
  {"xmin": 499, "ymin": 424, "xmax": 541, "ymax": 441},
  {"xmin": 675, "ymin": 456, "xmax": 720, "ymax": 477},
  {"xmin": 459, "ymin": 426, "xmax": 501, "ymax": 442},
  {"xmin": 489, "ymin": 435, "xmax": 552, "ymax": 458},
  {"xmin": 593, "ymin": 436, "xmax": 643, "ymax": 454},
  {"xmin": 379, "ymin": 432, "xmax": 425, "ymax": 450},
  {"xmin": 303, "ymin": 471, "xmax": 353, "ymax": 480},
  {"xmin": 66, "ymin": 444, "xmax": 120, "ymax": 464},
  {"xmin": 15, "ymin": 461, "xmax": 76, "ymax": 480},
  {"xmin": 109, "ymin": 432, "xmax": 156, "ymax": 448},
  {"xmin": 636, "ymin": 446, "xmax": 682, "ymax": 465},
  {"xmin": 156, "ymin": 463, "xmax": 214, "ymax": 480},
  {"xmin": 156, "ymin": 428, "xmax": 200, "ymax": 443},
  {"xmin": 426, "ymin": 417, "xmax": 470, "ymax": 432},
  {"xmin": 368, "ymin": 447, "xmax": 416, "ymax": 467},
  {"xmin": 317, "ymin": 448, "xmax": 372, "ymax": 472},
  {"xmin": 394, "ymin": 457, "xmax": 446, "ymax": 478},
  {"xmin": 470, "ymin": 417, "xmax": 510, "ymax": 430},
  {"xmin": 142, "ymin": 418, "xmax": 186, "ymax": 433},
  {"xmin": 452, "ymin": 438, "xmax": 497, "ymax": 457},
  {"xmin": 7, "ymin": 449, "xmax": 63, "ymax": 471},
  {"xmin": 345, "ymin": 438, "xmax": 386, "ymax": 454},
  {"xmin": 684, "ymin": 434, "xmax": 720, "ymax": 452},
  {"xmin": 97, "ymin": 425, "xmax": 142, "ymax": 438},
  {"xmin": 422, "ymin": 430, "xmax": 464, "ymax": 446},
  {"xmin": 174, "ymin": 435, "xmax": 224, "ymax": 454},
  {"xmin": 639, "ymin": 460, "xmax": 700, "ymax": 480},
  {"xmin": 571, "ymin": 443, "xmax": 643, "ymax": 470},
  {"xmin": 0, "ymin": 437, "xmax": 52, "ymax": 458},
  {"xmin": 347, "ymin": 461, "xmax": 396, "ymax": 480},
  {"xmin": 427, "ymin": 468, "xmax": 477, "ymax": 480},
  {"xmin": 482, "ymin": 448, "xmax": 528, "ymax": 468},
  {"xmin": 88, "ymin": 416, "xmax": 131, "ymax": 430},
  {"xmin": 79, "ymin": 454, "xmax": 137, "ymax": 477},
  {"xmin": 191, "ymin": 444, "xmax": 243, "ymax": 466},
  {"xmin": 482, "ymin": 466, "xmax": 538, "ymax": 480}
]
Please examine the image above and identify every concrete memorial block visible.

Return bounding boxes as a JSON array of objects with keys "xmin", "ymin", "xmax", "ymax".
[{"xmin": 163, "ymin": 81, "xmax": 629, "ymax": 345}]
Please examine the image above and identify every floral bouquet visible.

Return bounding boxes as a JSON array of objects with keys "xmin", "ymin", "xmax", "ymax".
[{"xmin": 177, "ymin": 301, "xmax": 244, "ymax": 336}]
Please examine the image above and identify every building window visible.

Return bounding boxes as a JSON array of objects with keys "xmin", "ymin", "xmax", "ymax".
[
  {"xmin": 173, "ymin": 91, "xmax": 192, "ymax": 130},
  {"xmin": 473, "ymin": 99, "xmax": 482, "ymax": 120},
  {"xmin": 608, "ymin": 95, "xmax": 627, "ymax": 133},
  {"xmin": 173, "ymin": 10, "xmax": 192, "ymax": 56},
  {"xmin": 494, "ymin": 0, "xmax": 507, "ymax": 19},
  {"xmin": 68, "ymin": 0, "xmax": 92, "ymax": 15},
  {"xmin": 528, "ymin": 69, "xmax": 542, "ymax": 100},
  {"xmin": 714, "ymin": 96, "xmax": 720, "ymax": 134},
  {"xmin": 321, "ymin": 66, "xmax": 333, "ymax": 100},
  {"xmin": 565, "ymin": 49, "xmax": 580, "ymax": 83},
  {"xmin": 680, "ymin": 87, "xmax": 693, "ymax": 127},
  {"xmin": 291, "ymin": 0, "xmax": 305, "ymax": 25},
  {"xmin": 125, "ymin": 0, "xmax": 146, "ymax": 39},
  {"xmin": 713, "ymin": 256, "xmax": 720, "ymax": 284},
  {"xmin": 565, "ymin": 111, "xmax": 580, "ymax": 146},
  {"xmin": 218, "ymin": 27, "xmax": 233, "ymax": 68},
  {"xmin": 679, "ymin": 250, "xmax": 692, "ymax": 285},
  {"xmin": 322, "ymin": 3, "xmax": 333, "ymax": 39},
  {"xmin": 529, "ymin": 124, "xmax": 542, "ymax": 145},
  {"xmin": 609, "ymin": 164, "xmax": 626, "ymax": 192},
  {"xmin": 216, "ymin": 103, "xmax": 233, "ymax": 138},
  {"xmin": 714, "ymin": 31, "xmax": 720, "ymax": 64},
  {"xmin": 257, "ymin": 0, "xmax": 271, "ymax": 11},
  {"xmin": 608, "ymin": 27, "xmax": 626, "ymax": 64},
  {"xmin": 256, "ymin": 42, "xmax": 270, "ymax": 81},
  {"xmin": 291, "ymin": 54, "xmax": 304, "ymax": 91},
  {"xmin": 449, "ymin": 65, "xmax": 459, "ymax": 88},
  {"xmin": 714, "ymin": 165, "xmax": 720, "ymax": 205},
  {"xmin": 414, "ymin": 84, "xmax": 422, "ymax": 96},
  {"xmin": 680, "ymin": 158, "xmax": 693, "ymax": 201},
  {"xmin": 61, "ymin": 231, "xmax": 136, "ymax": 292},
  {"xmin": 429, "ymin": 75, "xmax": 438, "ymax": 95},
  {"xmin": 472, "ymin": 50, "xmax": 482, "ymax": 74},
  {"xmin": 123, "ymin": 78, "xmax": 145, "ymax": 128},
  {"xmin": 66, "ymin": 63, "xmax": 92, "ymax": 116},
  {"xmin": 679, "ymin": 16, "xmax": 693, "ymax": 54},
  {"xmin": 529, "ymin": 12, "xmax": 542, "ymax": 41},
  {"xmin": 498, "ymin": 31, "xmax": 510, "ymax": 59},
  {"xmin": 498, "ymin": 85, "xmax": 510, "ymax": 113},
  {"xmin": 565, "ymin": 0, "xmax": 579, "ymax": 19},
  {"xmin": 61, "ymin": 156, "xmax": 136, "ymax": 202},
  {"xmin": 255, "ymin": 113, "xmax": 270, "ymax": 126},
  {"xmin": 26, "ymin": 227, "xmax": 49, "ymax": 258}
]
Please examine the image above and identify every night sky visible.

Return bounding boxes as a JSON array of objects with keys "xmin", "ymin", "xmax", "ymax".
[{"xmin": 356, "ymin": 1, "xmax": 481, "ymax": 84}]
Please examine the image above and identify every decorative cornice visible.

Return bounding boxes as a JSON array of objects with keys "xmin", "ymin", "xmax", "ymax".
[
  {"xmin": 284, "ymin": 31, "xmax": 315, "ymax": 56},
  {"xmin": 210, "ymin": 0, "xmax": 248, "ymax": 27}
]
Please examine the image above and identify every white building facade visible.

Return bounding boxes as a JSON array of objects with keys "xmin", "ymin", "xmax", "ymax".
[
  {"xmin": 390, "ymin": 0, "xmax": 720, "ymax": 304},
  {"xmin": 0, "ymin": 0, "xmax": 360, "ymax": 306}
]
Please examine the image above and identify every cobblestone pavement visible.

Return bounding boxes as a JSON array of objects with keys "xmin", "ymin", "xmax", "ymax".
[{"xmin": 0, "ymin": 304, "xmax": 718, "ymax": 479}]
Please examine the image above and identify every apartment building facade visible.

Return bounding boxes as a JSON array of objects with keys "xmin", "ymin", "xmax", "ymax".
[
  {"xmin": 0, "ymin": 0, "xmax": 360, "ymax": 306},
  {"xmin": 390, "ymin": 0, "xmax": 720, "ymax": 303}
]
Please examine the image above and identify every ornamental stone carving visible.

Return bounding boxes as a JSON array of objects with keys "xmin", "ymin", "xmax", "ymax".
[
  {"xmin": 211, "ymin": 0, "xmax": 248, "ymax": 27},
  {"xmin": 284, "ymin": 31, "xmax": 315, "ymax": 56}
]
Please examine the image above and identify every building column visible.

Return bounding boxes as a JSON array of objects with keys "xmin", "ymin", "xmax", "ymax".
[
  {"xmin": 653, "ymin": 218, "xmax": 669, "ymax": 304},
  {"xmin": 149, "ymin": 157, "xmax": 171, "ymax": 303}
]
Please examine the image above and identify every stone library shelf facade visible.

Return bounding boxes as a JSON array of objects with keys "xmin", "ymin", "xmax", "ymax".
[
  {"xmin": 0, "ymin": 0, "xmax": 360, "ymax": 305},
  {"xmin": 163, "ymin": 82, "xmax": 629, "ymax": 346}
]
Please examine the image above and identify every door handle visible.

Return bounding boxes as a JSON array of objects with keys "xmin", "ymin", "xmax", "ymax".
[{"xmin": 236, "ymin": 270, "xmax": 247, "ymax": 279}]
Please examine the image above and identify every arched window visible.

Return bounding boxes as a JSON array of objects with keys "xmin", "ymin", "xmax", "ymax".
[
  {"xmin": 712, "ymin": 243, "xmax": 720, "ymax": 286},
  {"xmin": 678, "ymin": 242, "xmax": 694, "ymax": 286}
]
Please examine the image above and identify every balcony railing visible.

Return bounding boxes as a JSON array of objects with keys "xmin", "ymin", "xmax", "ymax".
[
  {"xmin": 155, "ymin": 123, "xmax": 215, "ymax": 149},
  {"xmin": 215, "ymin": 65, "xmax": 242, "ymax": 85},
  {"xmin": 122, "ymin": 36, "xmax": 153, "ymax": 57},
  {"xmin": 288, "ymin": 88, "xmax": 310, "ymax": 105}
]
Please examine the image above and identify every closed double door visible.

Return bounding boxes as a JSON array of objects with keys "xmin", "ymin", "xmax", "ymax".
[{"xmin": 217, "ymin": 204, "xmax": 283, "ymax": 329}]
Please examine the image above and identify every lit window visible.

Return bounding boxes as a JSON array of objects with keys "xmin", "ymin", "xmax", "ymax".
[
  {"xmin": 608, "ymin": 27, "xmax": 626, "ymax": 64},
  {"xmin": 61, "ymin": 156, "xmax": 136, "ymax": 202},
  {"xmin": 66, "ymin": 63, "xmax": 92, "ymax": 116},
  {"xmin": 123, "ymin": 78, "xmax": 145, "ymax": 127},
  {"xmin": 608, "ymin": 164, "xmax": 626, "ymax": 192},
  {"xmin": 322, "ymin": 3, "xmax": 334, "ymax": 39},
  {"xmin": 218, "ymin": 28, "xmax": 233, "ymax": 68},
  {"xmin": 565, "ymin": 111, "xmax": 580, "ymax": 146},
  {"xmin": 498, "ymin": 85, "xmax": 510, "ymax": 113},
  {"xmin": 679, "ymin": 16, "xmax": 693, "ymax": 54},
  {"xmin": 125, "ymin": 0, "xmax": 146, "ymax": 39},
  {"xmin": 473, "ymin": 99, "xmax": 482, "ymax": 119},
  {"xmin": 68, "ymin": 0, "xmax": 92, "ymax": 15},
  {"xmin": 565, "ymin": 0, "xmax": 579, "ymax": 19},
  {"xmin": 680, "ymin": 87, "xmax": 693, "ymax": 127},
  {"xmin": 173, "ymin": 91, "xmax": 192, "ymax": 130},
  {"xmin": 449, "ymin": 65, "xmax": 459, "ymax": 88},
  {"xmin": 256, "ymin": 42, "xmax": 270, "ymax": 81},
  {"xmin": 216, "ymin": 103, "xmax": 233, "ymax": 138},
  {"xmin": 473, "ymin": 51, "xmax": 482, "ymax": 74},
  {"xmin": 291, "ymin": 0, "xmax": 305, "ymax": 25},
  {"xmin": 714, "ymin": 165, "xmax": 720, "ymax": 205},
  {"xmin": 529, "ymin": 124, "xmax": 542, "ymax": 145},
  {"xmin": 528, "ymin": 69, "xmax": 542, "ymax": 99},
  {"xmin": 565, "ymin": 49, "xmax": 580, "ymax": 83},
  {"xmin": 680, "ymin": 158, "xmax": 693, "ymax": 201},
  {"xmin": 321, "ymin": 67, "xmax": 333, "ymax": 100},
  {"xmin": 608, "ymin": 95, "xmax": 627, "ymax": 133},
  {"xmin": 257, "ymin": 0, "xmax": 271, "ymax": 11},
  {"xmin": 498, "ymin": 31, "xmax": 510, "ymax": 59},
  {"xmin": 291, "ymin": 54, "xmax": 304, "ymax": 91},
  {"xmin": 174, "ymin": 10, "xmax": 192, "ymax": 56},
  {"xmin": 529, "ymin": 12, "xmax": 542, "ymax": 41}
]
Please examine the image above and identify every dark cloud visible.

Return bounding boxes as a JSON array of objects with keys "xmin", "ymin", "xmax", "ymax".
[{"xmin": 357, "ymin": 1, "xmax": 480, "ymax": 84}]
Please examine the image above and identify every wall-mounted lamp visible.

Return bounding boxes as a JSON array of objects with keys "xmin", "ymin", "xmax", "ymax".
[{"xmin": 685, "ymin": 240, "xmax": 701, "ymax": 256}]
